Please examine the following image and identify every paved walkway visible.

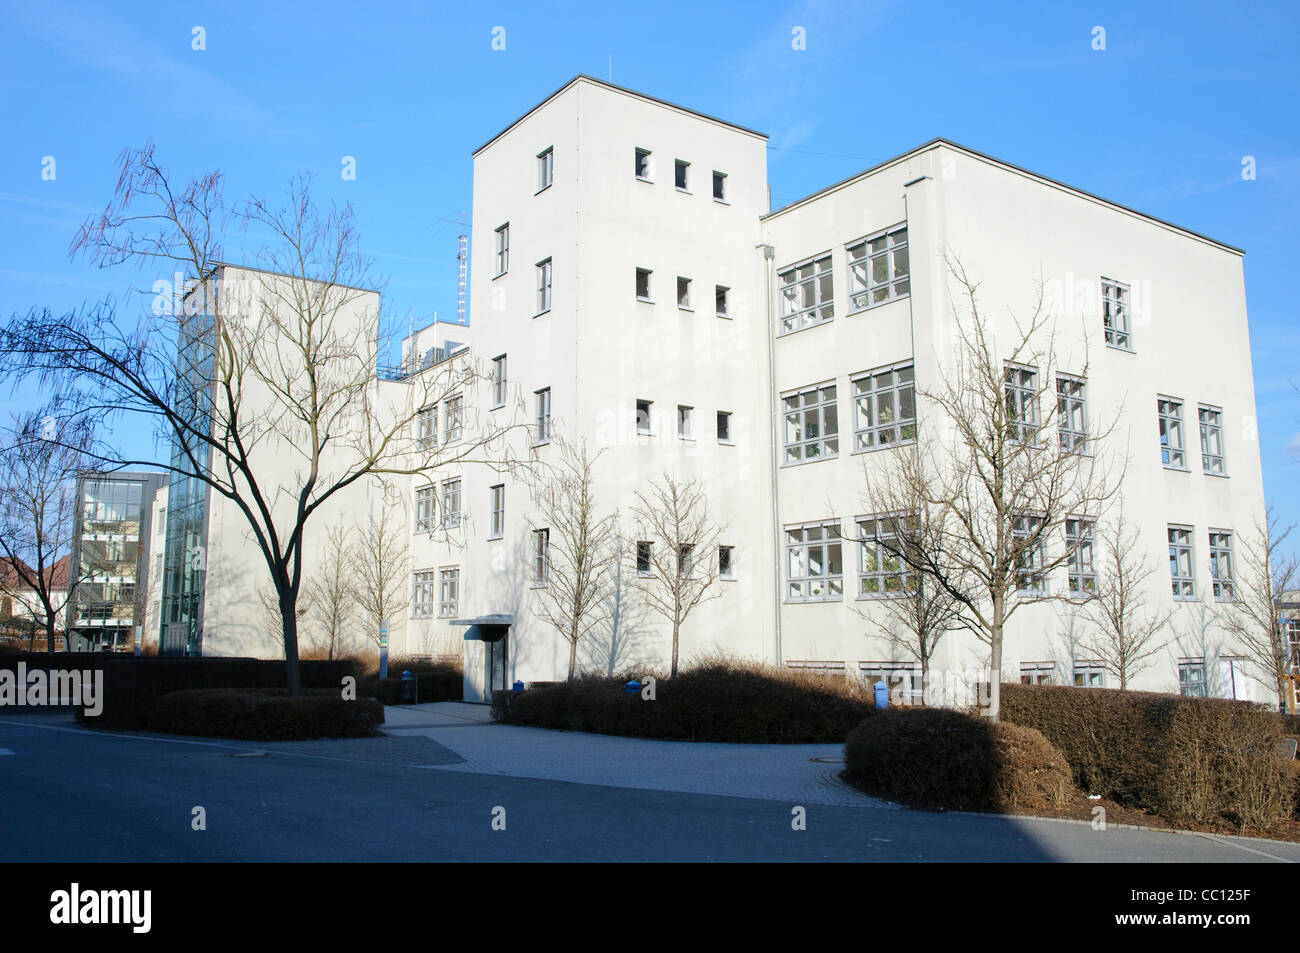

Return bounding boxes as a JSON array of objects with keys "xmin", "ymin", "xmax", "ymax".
[{"xmin": 382, "ymin": 701, "xmax": 891, "ymax": 807}]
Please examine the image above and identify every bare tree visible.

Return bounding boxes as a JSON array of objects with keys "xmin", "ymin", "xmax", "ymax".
[
  {"xmin": 528, "ymin": 438, "xmax": 619, "ymax": 680},
  {"xmin": 0, "ymin": 405, "xmax": 95, "ymax": 653},
  {"xmin": 852, "ymin": 507, "xmax": 962, "ymax": 704},
  {"xmin": 1219, "ymin": 509, "xmax": 1298, "ymax": 712},
  {"xmin": 1077, "ymin": 512, "xmax": 1173, "ymax": 690},
  {"xmin": 0, "ymin": 144, "xmax": 521, "ymax": 693},
  {"xmin": 304, "ymin": 519, "xmax": 357, "ymax": 661},
  {"xmin": 630, "ymin": 473, "xmax": 723, "ymax": 678},
  {"xmin": 863, "ymin": 256, "xmax": 1119, "ymax": 720},
  {"xmin": 354, "ymin": 486, "xmax": 411, "ymax": 654}
]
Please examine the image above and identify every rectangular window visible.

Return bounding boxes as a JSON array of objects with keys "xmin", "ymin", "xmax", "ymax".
[
  {"xmin": 535, "ymin": 387, "xmax": 551, "ymax": 445},
  {"xmin": 1158, "ymin": 398, "xmax": 1186, "ymax": 469},
  {"xmin": 1168, "ymin": 526, "xmax": 1196, "ymax": 599},
  {"xmin": 636, "ymin": 399, "xmax": 652, "ymax": 435},
  {"xmin": 674, "ymin": 159, "xmax": 689, "ymax": 191},
  {"xmin": 537, "ymin": 146, "xmax": 553, "ymax": 192},
  {"xmin": 412, "ymin": 571, "xmax": 435, "ymax": 618},
  {"xmin": 715, "ymin": 285, "xmax": 729, "ymax": 318},
  {"xmin": 1057, "ymin": 375, "xmax": 1087, "ymax": 453},
  {"xmin": 415, "ymin": 486, "xmax": 436, "ymax": 534},
  {"xmin": 785, "ymin": 522, "xmax": 843, "ymax": 602},
  {"xmin": 533, "ymin": 528, "xmax": 550, "ymax": 586},
  {"xmin": 636, "ymin": 541, "xmax": 652, "ymax": 575},
  {"xmin": 416, "ymin": 405, "xmax": 437, "ymax": 450},
  {"xmin": 718, "ymin": 545, "xmax": 734, "ymax": 578},
  {"xmin": 782, "ymin": 383, "xmax": 838, "ymax": 463},
  {"xmin": 491, "ymin": 354, "xmax": 507, "ymax": 408},
  {"xmin": 678, "ymin": 544, "xmax": 693, "ymax": 578},
  {"xmin": 1199, "ymin": 405, "xmax": 1225, "ymax": 474},
  {"xmin": 716, "ymin": 411, "xmax": 732, "ymax": 444},
  {"xmin": 1020, "ymin": 662, "xmax": 1055, "ymax": 685},
  {"xmin": 847, "ymin": 225, "xmax": 909, "ymax": 310},
  {"xmin": 1209, "ymin": 531, "xmax": 1234, "ymax": 601},
  {"xmin": 778, "ymin": 255, "xmax": 834, "ymax": 334},
  {"xmin": 443, "ymin": 395, "xmax": 463, "ymax": 442},
  {"xmin": 852, "ymin": 364, "xmax": 916, "ymax": 451},
  {"xmin": 489, "ymin": 484, "xmax": 504, "ymax": 539},
  {"xmin": 859, "ymin": 662, "xmax": 923, "ymax": 705},
  {"xmin": 856, "ymin": 514, "xmax": 915, "ymax": 597},
  {"xmin": 1013, "ymin": 514, "xmax": 1046, "ymax": 594},
  {"xmin": 1179, "ymin": 659, "xmax": 1207, "ymax": 697},
  {"xmin": 1004, "ymin": 365, "xmax": 1040, "ymax": 443},
  {"xmin": 712, "ymin": 171, "xmax": 726, "ymax": 202},
  {"xmin": 440, "ymin": 479, "xmax": 462, "ymax": 529},
  {"xmin": 1073, "ymin": 662, "xmax": 1106, "ymax": 688},
  {"xmin": 677, "ymin": 276, "xmax": 691, "ymax": 309},
  {"xmin": 1102, "ymin": 278, "xmax": 1131, "ymax": 350},
  {"xmin": 438, "ymin": 568, "xmax": 459, "ymax": 617},
  {"xmin": 636, "ymin": 268, "xmax": 652, "ymax": 302},
  {"xmin": 677, "ymin": 404, "xmax": 693, "ymax": 439},
  {"xmin": 536, "ymin": 258, "xmax": 552, "ymax": 314},
  {"xmin": 635, "ymin": 148, "xmax": 652, "ymax": 180},
  {"xmin": 494, "ymin": 223, "xmax": 509, "ymax": 277},
  {"xmin": 1066, "ymin": 518, "xmax": 1096, "ymax": 597}
]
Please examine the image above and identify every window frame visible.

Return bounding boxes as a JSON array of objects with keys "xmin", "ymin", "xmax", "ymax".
[
  {"xmin": 636, "ymin": 540, "xmax": 653, "ymax": 576},
  {"xmin": 1012, "ymin": 513, "xmax": 1047, "ymax": 595},
  {"xmin": 677, "ymin": 404, "xmax": 694, "ymax": 440},
  {"xmin": 493, "ymin": 223, "xmax": 509, "ymax": 278},
  {"xmin": 1168, "ymin": 525, "xmax": 1197, "ymax": 600},
  {"xmin": 1199, "ymin": 404, "xmax": 1226, "ymax": 475},
  {"xmin": 851, "ymin": 362, "xmax": 916, "ymax": 452},
  {"xmin": 1209, "ymin": 530, "xmax": 1235, "ymax": 601},
  {"xmin": 536, "ymin": 146, "xmax": 554, "ymax": 193},
  {"xmin": 532, "ymin": 528, "xmax": 550, "ymax": 587},
  {"xmin": 443, "ymin": 394, "xmax": 463, "ymax": 443},
  {"xmin": 716, "ymin": 410, "xmax": 733, "ymax": 445},
  {"xmin": 784, "ymin": 521, "xmax": 844, "ymax": 602},
  {"xmin": 634, "ymin": 147, "xmax": 652, "ymax": 182},
  {"xmin": 411, "ymin": 570, "xmax": 435, "ymax": 619},
  {"xmin": 1158, "ymin": 397, "xmax": 1187, "ymax": 470},
  {"xmin": 712, "ymin": 170, "xmax": 727, "ymax": 203},
  {"xmin": 1066, "ymin": 517, "xmax": 1097, "ymax": 598},
  {"xmin": 635, "ymin": 399, "xmax": 653, "ymax": 436},
  {"xmin": 438, "ymin": 567, "xmax": 460, "ymax": 618},
  {"xmin": 718, "ymin": 544, "xmax": 735, "ymax": 579},
  {"xmin": 1072, "ymin": 661, "xmax": 1107, "ymax": 688},
  {"xmin": 846, "ymin": 224, "xmax": 909, "ymax": 312},
  {"xmin": 416, "ymin": 404, "xmax": 438, "ymax": 450},
  {"xmin": 855, "ymin": 513, "xmax": 916, "ymax": 599},
  {"xmin": 635, "ymin": 268, "xmax": 653, "ymax": 303},
  {"xmin": 414, "ymin": 485, "xmax": 437, "ymax": 534},
  {"xmin": 777, "ymin": 254, "xmax": 834, "ymax": 335},
  {"xmin": 490, "ymin": 354, "xmax": 507, "ymax": 409},
  {"xmin": 781, "ymin": 382, "xmax": 839, "ymax": 465},
  {"xmin": 676, "ymin": 276, "xmax": 692, "ymax": 311},
  {"xmin": 1179, "ymin": 658, "xmax": 1208, "ymax": 697},
  {"xmin": 535, "ymin": 257, "xmax": 553, "ymax": 316},
  {"xmin": 674, "ymin": 158, "xmax": 690, "ymax": 192},
  {"xmin": 1101, "ymin": 277, "xmax": 1132, "ymax": 351},
  {"xmin": 440, "ymin": 478, "xmax": 462, "ymax": 530},
  {"xmin": 1004, "ymin": 363, "xmax": 1040, "ymax": 444},
  {"xmin": 489, "ymin": 484, "xmax": 505, "ymax": 540},
  {"xmin": 534, "ymin": 387, "xmax": 552, "ymax": 446},
  {"xmin": 1057, "ymin": 374, "xmax": 1087, "ymax": 454}
]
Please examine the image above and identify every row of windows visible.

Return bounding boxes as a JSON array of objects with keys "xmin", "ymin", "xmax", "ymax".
[
  {"xmin": 412, "ymin": 568, "xmax": 459, "ymax": 619},
  {"xmin": 781, "ymin": 517, "xmax": 1239, "ymax": 604},
  {"xmin": 635, "ymin": 400, "xmax": 733, "ymax": 442},
  {"xmin": 781, "ymin": 364, "xmax": 917, "ymax": 464},
  {"xmin": 635, "ymin": 268, "xmax": 732, "ymax": 318},
  {"xmin": 633, "ymin": 541, "xmax": 736, "ymax": 579},
  {"xmin": 778, "ymin": 225, "xmax": 909, "ymax": 335},
  {"xmin": 416, "ymin": 395, "xmax": 463, "ymax": 448},
  {"xmin": 1158, "ymin": 397, "xmax": 1227, "ymax": 475},
  {"xmin": 634, "ymin": 147, "xmax": 728, "ymax": 201}
]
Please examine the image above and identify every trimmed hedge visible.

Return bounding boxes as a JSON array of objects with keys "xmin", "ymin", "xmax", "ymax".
[
  {"xmin": 70, "ymin": 657, "xmax": 362, "ymax": 729},
  {"xmin": 149, "ymin": 689, "xmax": 384, "ymax": 740},
  {"xmin": 367, "ymin": 657, "xmax": 463, "ymax": 704},
  {"xmin": 1000, "ymin": 682, "xmax": 1293, "ymax": 831},
  {"xmin": 495, "ymin": 660, "xmax": 877, "ymax": 743},
  {"xmin": 844, "ymin": 708, "xmax": 1072, "ymax": 812}
]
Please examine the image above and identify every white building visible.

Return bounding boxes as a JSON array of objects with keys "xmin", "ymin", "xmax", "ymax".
[{"xmin": 172, "ymin": 76, "xmax": 1270, "ymax": 707}]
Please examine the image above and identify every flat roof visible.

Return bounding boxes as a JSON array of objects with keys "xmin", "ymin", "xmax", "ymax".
[
  {"xmin": 212, "ymin": 260, "xmax": 383, "ymax": 295},
  {"xmin": 472, "ymin": 74, "xmax": 767, "ymax": 157},
  {"xmin": 763, "ymin": 137, "xmax": 1243, "ymax": 255}
]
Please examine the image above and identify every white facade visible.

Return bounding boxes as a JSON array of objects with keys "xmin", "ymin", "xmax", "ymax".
[{"xmin": 182, "ymin": 77, "xmax": 1267, "ymax": 707}]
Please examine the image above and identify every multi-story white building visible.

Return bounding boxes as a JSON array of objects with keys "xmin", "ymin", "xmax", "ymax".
[{"xmin": 170, "ymin": 76, "xmax": 1269, "ymax": 707}]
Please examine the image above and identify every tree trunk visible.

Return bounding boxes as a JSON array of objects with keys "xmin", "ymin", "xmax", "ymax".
[
  {"xmin": 987, "ymin": 597, "xmax": 1004, "ymax": 721},
  {"xmin": 567, "ymin": 632, "xmax": 577, "ymax": 681},
  {"xmin": 280, "ymin": 591, "xmax": 303, "ymax": 698},
  {"xmin": 920, "ymin": 656, "xmax": 929, "ymax": 707},
  {"xmin": 670, "ymin": 611, "xmax": 680, "ymax": 678}
]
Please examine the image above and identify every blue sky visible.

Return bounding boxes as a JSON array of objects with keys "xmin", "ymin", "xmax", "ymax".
[{"xmin": 1, "ymin": 0, "xmax": 1297, "ymax": 553}]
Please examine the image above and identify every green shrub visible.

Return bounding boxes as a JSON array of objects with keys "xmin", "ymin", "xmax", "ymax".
[
  {"xmin": 844, "ymin": 708, "xmax": 1073, "ymax": 812},
  {"xmin": 1001, "ymin": 682, "xmax": 1293, "ymax": 832},
  {"xmin": 149, "ymin": 689, "xmax": 384, "ymax": 740},
  {"xmin": 497, "ymin": 657, "xmax": 876, "ymax": 743}
]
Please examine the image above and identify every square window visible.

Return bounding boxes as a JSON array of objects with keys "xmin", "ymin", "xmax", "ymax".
[
  {"xmin": 636, "ymin": 268, "xmax": 652, "ymax": 302},
  {"xmin": 847, "ymin": 225, "xmax": 908, "ymax": 311},
  {"xmin": 782, "ymin": 383, "xmax": 838, "ymax": 463},
  {"xmin": 674, "ymin": 159, "xmax": 689, "ymax": 191},
  {"xmin": 778, "ymin": 255, "xmax": 834, "ymax": 334},
  {"xmin": 852, "ymin": 364, "xmax": 916, "ymax": 450},
  {"xmin": 635, "ymin": 148, "xmax": 652, "ymax": 180},
  {"xmin": 712, "ymin": 171, "xmax": 726, "ymax": 201}
]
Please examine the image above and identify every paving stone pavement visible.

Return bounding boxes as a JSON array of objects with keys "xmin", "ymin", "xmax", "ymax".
[{"xmin": 381, "ymin": 702, "xmax": 895, "ymax": 807}]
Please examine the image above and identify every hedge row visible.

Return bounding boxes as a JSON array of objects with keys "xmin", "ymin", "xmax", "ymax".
[
  {"xmin": 494, "ymin": 660, "xmax": 877, "ymax": 743},
  {"xmin": 1000, "ymin": 682, "xmax": 1292, "ymax": 831},
  {"xmin": 67, "ymin": 657, "xmax": 362, "ymax": 729},
  {"xmin": 844, "ymin": 708, "xmax": 1073, "ymax": 813},
  {"xmin": 149, "ymin": 689, "xmax": 384, "ymax": 740}
]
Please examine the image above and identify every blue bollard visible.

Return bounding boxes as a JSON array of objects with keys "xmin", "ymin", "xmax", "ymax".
[
  {"xmin": 873, "ymin": 679, "xmax": 889, "ymax": 710},
  {"xmin": 512, "ymin": 680, "xmax": 525, "ymax": 694},
  {"xmin": 625, "ymin": 680, "xmax": 641, "ymax": 695},
  {"xmin": 401, "ymin": 670, "xmax": 415, "ymax": 703}
]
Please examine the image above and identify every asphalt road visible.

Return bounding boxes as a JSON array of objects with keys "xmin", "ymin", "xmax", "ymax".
[{"xmin": 2, "ymin": 711, "xmax": 1296, "ymax": 862}]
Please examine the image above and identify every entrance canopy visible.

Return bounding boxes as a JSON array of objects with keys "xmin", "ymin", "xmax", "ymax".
[{"xmin": 451, "ymin": 614, "xmax": 512, "ymax": 642}]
